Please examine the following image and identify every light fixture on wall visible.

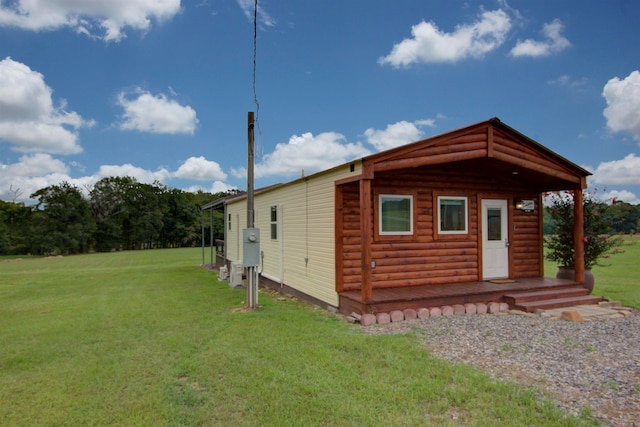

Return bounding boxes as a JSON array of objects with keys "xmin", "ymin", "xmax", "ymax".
[
  {"xmin": 514, "ymin": 198, "xmax": 535, "ymax": 212},
  {"xmin": 514, "ymin": 199, "xmax": 524, "ymax": 210}
]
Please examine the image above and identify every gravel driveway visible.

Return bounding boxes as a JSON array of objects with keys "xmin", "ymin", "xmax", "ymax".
[{"xmin": 364, "ymin": 309, "xmax": 640, "ymax": 426}]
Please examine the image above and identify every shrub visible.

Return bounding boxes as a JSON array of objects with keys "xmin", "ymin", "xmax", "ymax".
[{"xmin": 545, "ymin": 189, "xmax": 621, "ymax": 269}]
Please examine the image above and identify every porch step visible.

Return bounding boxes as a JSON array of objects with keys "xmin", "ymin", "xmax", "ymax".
[
  {"xmin": 504, "ymin": 287, "xmax": 589, "ymax": 304},
  {"xmin": 504, "ymin": 286, "xmax": 602, "ymax": 313}
]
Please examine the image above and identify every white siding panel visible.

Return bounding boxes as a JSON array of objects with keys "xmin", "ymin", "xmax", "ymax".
[
  {"xmin": 225, "ymin": 162, "xmax": 361, "ymax": 306},
  {"xmin": 225, "ymin": 202, "xmax": 247, "ymax": 264}
]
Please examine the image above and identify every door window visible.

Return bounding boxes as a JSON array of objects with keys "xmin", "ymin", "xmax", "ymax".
[{"xmin": 487, "ymin": 208, "xmax": 502, "ymax": 241}]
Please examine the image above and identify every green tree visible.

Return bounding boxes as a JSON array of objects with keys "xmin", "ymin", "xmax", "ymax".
[
  {"xmin": 159, "ymin": 188, "xmax": 200, "ymax": 248},
  {"xmin": 607, "ymin": 201, "xmax": 640, "ymax": 234},
  {"xmin": 0, "ymin": 200, "xmax": 32, "ymax": 255},
  {"xmin": 123, "ymin": 182, "xmax": 164, "ymax": 250},
  {"xmin": 545, "ymin": 190, "xmax": 621, "ymax": 269},
  {"xmin": 29, "ymin": 182, "xmax": 95, "ymax": 255},
  {"xmin": 90, "ymin": 176, "xmax": 135, "ymax": 252}
]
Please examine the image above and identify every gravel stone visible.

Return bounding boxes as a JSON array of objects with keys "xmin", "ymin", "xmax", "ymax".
[
  {"xmin": 390, "ymin": 310, "xmax": 404, "ymax": 322},
  {"xmin": 364, "ymin": 311, "xmax": 640, "ymax": 426},
  {"xmin": 417, "ymin": 308, "xmax": 430, "ymax": 319}
]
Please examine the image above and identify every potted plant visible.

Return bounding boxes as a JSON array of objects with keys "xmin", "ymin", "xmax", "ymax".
[{"xmin": 544, "ymin": 189, "xmax": 621, "ymax": 293}]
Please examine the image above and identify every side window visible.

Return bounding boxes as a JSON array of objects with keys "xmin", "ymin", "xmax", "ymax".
[
  {"xmin": 228, "ymin": 213, "xmax": 232, "ymax": 231},
  {"xmin": 270, "ymin": 205, "xmax": 278, "ymax": 240},
  {"xmin": 379, "ymin": 195, "xmax": 413, "ymax": 235},
  {"xmin": 438, "ymin": 196, "xmax": 468, "ymax": 234}
]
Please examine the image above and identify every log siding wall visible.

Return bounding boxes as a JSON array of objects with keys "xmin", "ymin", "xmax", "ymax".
[{"xmin": 338, "ymin": 166, "xmax": 542, "ymax": 292}]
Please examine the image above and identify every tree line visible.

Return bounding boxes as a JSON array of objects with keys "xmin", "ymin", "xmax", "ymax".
[
  {"xmin": 543, "ymin": 199, "xmax": 639, "ymax": 235},
  {"xmin": 2, "ymin": 179, "xmax": 638, "ymax": 256},
  {"xmin": 0, "ymin": 177, "xmax": 236, "ymax": 256}
]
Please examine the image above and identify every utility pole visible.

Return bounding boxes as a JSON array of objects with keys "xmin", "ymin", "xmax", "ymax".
[{"xmin": 244, "ymin": 111, "xmax": 259, "ymax": 308}]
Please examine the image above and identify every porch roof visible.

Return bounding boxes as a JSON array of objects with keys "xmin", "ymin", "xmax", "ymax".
[{"xmin": 355, "ymin": 117, "xmax": 591, "ymax": 192}]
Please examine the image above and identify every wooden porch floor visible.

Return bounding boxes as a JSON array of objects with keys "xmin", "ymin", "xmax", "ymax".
[{"xmin": 338, "ymin": 277, "xmax": 583, "ymax": 315}]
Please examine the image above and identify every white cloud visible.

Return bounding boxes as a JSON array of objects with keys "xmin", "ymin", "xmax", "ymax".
[
  {"xmin": 378, "ymin": 9, "xmax": 511, "ymax": 67},
  {"xmin": 364, "ymin": 119, "xmax": 435, "ymax": 151},
  {"xmin": 548, "ymin": 75, "xmax": 588, "ymax": 89},
  {"xmin": 173, "ymin": 156, "xmax": 227, "ymax": 181},
  {"xmin": 602, "ymin": 70, "xmax": 640, "ymax": 142},
  {"xmin": 0, "ymin": 155, "xmax": 237, "ymax": 204},
  {"xmin": 592, "ymin": 154, "xmax": 640, "ymax": 186},
  {"xmin": 210, "ymin": 181, "xmax": 236, "ymax": 193},
  {"xmin": 117, "ymin": 89, "xmax": 198, "ymax": 135},
  {"xmin": 94, "ymin": 163, "xmax": 171, "ymax": 183},
  {"xmin": 232, "ymin": 132, "xmax": 370, "ymax": 179},
  {"xmin": 510, "ymin": 19, "xmax": 571, "ymax": 58},
  {"xmin": 602, "ymin": 189, "xmax": 639, "ymax": 205},
  {"xmin": 0, "ymin": 0, "xmax": 181, "ymax": 42},
  {"xmin": 5, "ymin": 153, "xmax": 69, "ymax": 177},
  {"xmin": 187, "ymin": 181, "xmax": 237, "ymax": 194},
  {"xmin": 0, "ymin": 154, "xmax": 73, "ymax": 202},
  {"xmin": 0, "ymin": 57, "xmax": 92, "ymax": 154},
  {"xmin": 236, "ymin": 0, "xmax": 276, "ymax": 27}
]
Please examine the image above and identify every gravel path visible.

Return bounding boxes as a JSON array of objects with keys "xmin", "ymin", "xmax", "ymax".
[{"xmin": 364, "ymin": 311, "xmax": 640, "ymax": 426}]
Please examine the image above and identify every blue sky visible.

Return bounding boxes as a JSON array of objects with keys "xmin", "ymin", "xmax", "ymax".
[{"xmin": 1, "ymin": 0, "xmax": 639, "ymax": 204}]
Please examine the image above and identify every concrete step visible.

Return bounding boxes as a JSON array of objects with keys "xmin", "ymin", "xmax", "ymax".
[
  {"xmin": 513, "ymin": 295, "xmax": 602, "ymax": 313},
  {"xmin": 504, "ymin": 286, "xmax": 589, "ymax": 305}
]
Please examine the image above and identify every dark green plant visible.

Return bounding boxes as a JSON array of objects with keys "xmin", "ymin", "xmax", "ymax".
[
  {"xmin": 29, "ymin": 182, "xmax": 95, "ymax": 255},
  {"xmin": 545, "ymin": 189, "xmax": 621, "ymax": 269}
]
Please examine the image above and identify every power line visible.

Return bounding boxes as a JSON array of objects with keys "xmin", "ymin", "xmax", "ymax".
[{"xmin": 252, "ymin": 0, "xmax": 262, "ymax": 154}]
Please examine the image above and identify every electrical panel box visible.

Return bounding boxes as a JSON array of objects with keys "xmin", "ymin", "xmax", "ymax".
[{"xmin": 242, "ymin": 228, "xmax": 260, "ymax": 267}]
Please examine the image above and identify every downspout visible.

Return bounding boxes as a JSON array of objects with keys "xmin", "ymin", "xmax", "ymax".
[
  {"xmin": 279, "ymin": 204, "xmax": 284, "ymax": 288},
  {"xmin": 305, "ymin": 179, "xmax": 309, "ymax": 271},
  {"xmin": 201, "ymin": 210, "xmax": 205, "ymax": 265}
]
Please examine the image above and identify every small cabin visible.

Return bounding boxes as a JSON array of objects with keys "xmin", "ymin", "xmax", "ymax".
[{"xmin": 213, "ymin": 118, "xmax": 592, "ymax": 315}]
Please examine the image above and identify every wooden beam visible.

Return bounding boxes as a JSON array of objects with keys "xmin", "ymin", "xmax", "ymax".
[
  {"xmin": 573, "ymin": 188, "xmax": 585, "ymax": 282},
  {"xmin": 487, "ymin": 125, "xmax": 494, "ymax": 157},
  {"xmin": 374, "ymin": 149, "xmax": 487, "ymax": 172},
  {"xmin": 537, "ymin": 192, "xmax": 544, "ymax": 277},
  {"xmin": 360, "ymin": 178, "xmax": 373, "ymax": 302},
  {"xmin": 361, "ymin": 160, "xmax": 374, "ymax": 179},
  {"xmin": 476, "ymin": 196, "xmax": 483, "ymax": 280},
  {"xmin": 396, "ymin": 141, "xmax": 486, "ymax": 160},
  {"xmin": 492, "ymin": 151, "xmax": 582, "ymax": 183}
]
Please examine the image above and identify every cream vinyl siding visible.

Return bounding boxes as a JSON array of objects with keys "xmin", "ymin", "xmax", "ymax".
[
  {"xmin": 225, "ymin": 203, "xmax": 247, "ymax": 264},
  {"xmin": 226, "ymin": 162, "xmax": 361, "ymax": 307}
]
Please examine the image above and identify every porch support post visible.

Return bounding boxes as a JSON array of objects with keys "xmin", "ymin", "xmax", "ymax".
[
  {"xmin": 573, "ymin": 188, "xmax": 585, "ymax": 283},
  {"xmin": 360, "ymin": 178, "xmax": 373, "ymax": 302}
]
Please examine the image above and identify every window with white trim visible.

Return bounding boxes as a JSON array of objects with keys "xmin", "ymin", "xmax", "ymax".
[
  {"xmin": 438, "ymin": 196, "xmax": 468, "ymax": 234},
  {"xmin": 379, "ymin": 194, "xmax": 413, "ymax": 235},
  {"xmin": 270, "ymin": 205, "xmax": 278, "ymax": 240}
]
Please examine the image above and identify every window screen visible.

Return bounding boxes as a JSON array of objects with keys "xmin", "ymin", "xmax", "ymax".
[
  {"xmin": 270, "ymin": 205, "xmax": 278, "ymax": 240},
  {"xmin": 379, "ymin": 195, "xmax": 413, "ymax": 235},
  {"xmin": 439, "ymin": 197, "xmax": 468, "ymax": 234},
  {"xmin": 487, "ymin": 208, "xmax": 502, "ymax": 241}
]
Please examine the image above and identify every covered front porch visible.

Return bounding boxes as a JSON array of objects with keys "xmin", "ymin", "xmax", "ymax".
[{"xmin": 338, "ymin": 277, "xmax": 601, "ymax": 315}]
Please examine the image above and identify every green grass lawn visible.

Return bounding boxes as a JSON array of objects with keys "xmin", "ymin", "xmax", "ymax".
[
  {"xmin": 545, "ymin": 234, "xmax": 640, "ymax": 308},
  {"xmin": 1, "ymin": 249, "xmax": 601, "ymax": 426}
]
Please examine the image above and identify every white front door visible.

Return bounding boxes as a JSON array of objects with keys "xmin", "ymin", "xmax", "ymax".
[{"xmin": 482, "ymin": 199, "xmax": 509, "ymax": 279}]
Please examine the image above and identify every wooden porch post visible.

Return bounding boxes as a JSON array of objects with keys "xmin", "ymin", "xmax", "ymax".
[
  {"xmin": 360, "ymin": 178, "xmax": 373, "ymax": 302},
  {"xmin": 573, "ymin": 188, "xmax": 585, "ymax": 283}
]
